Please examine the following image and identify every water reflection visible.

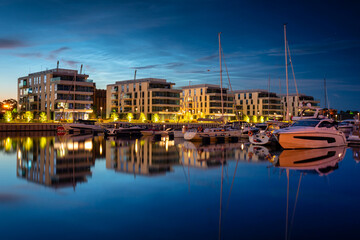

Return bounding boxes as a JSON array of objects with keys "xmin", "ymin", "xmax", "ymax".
[
  {"xmin": 1, "ymin": 135, "xmax": 360, "ymax": 240},
  {"xmin": 273, "ymin": 146, "xmax": 346, "ymax": 175},
  {"xmin": 10, "ymin": 135, "xmax": 106, "ymax": 189}
]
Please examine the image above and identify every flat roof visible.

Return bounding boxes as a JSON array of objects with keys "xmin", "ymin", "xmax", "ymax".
[
  {"xmin": 19, "ymin": 68, "xmax": 89, "ymax": 79},
  {"xmin": 232, "ymin": 89, "xmax": 269, "ymax": 93},
  {"xmin": 181, "ymin": 84, "xmax": 228, "ymax": 90},
  {"xmin": 114, "ymin": 78, "xmax": 174, "ymax": 85}
]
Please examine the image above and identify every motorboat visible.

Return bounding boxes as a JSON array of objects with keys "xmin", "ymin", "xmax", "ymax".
[
  {"xmin": 338, "ymin": 119, "xmax": 356, "ymax": 138},
  {"xmin": 348, "ymin": 121, "xmax": 360, "ymax": 145},
  {"xmin": 184, "ymin": 127, "xmax": 243, "ymax": 141},
  {"xmin": 273, "ymin": 118, "xmax": 346, "ymax": 149},
  {"xmin": 104, "ymin": 126, "xmax": 143, "ymax": 137},
  {"xmin": 63, "ymin": 119, "xmax": 103, "ymax": 134},
  {"xmin": 273, "ymin": 146, "xmax": 346, "ymax": 176},
  {"xmin": 249, "ymin": 121, "xmax": 289, "ymax": 145}
]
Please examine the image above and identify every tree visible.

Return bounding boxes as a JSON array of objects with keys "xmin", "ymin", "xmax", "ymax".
[
  {"xmin": 139, "ymin": 113, "xmax": 146, "ymax": 123},
  {"xmin": 1, "ymin": 99, "xmax": 17, "ymax": 111},
  {"xmin": 25, "ymin": 111, "xmax": 34, "ymax": 122},
  {"xmin": 152, "ymin": 113, "xmax": 160, "ymax": 123},
  {"xmin": 4, "ymin": 111, "xmax": 12, "ymax": 122},
  {"xmin": 127, "ymin": 113, "xmax": 134, "ymax": 122},
  {"xmin": 111, "ymin": 112, "xmax": 119, "ymax": 122},
  {"xmin": 39, "ymin": 112, "xmax": 47, "ymax": 123}
]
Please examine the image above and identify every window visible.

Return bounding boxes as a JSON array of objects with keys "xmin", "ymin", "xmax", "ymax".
[
  {"xmin": 189, "ymin": 90, "xmax": 191, "ymax": 95},
  {"xmin": 44, "ymin": 76, "xmax": 47, "ymax": 83},
  {"xmin": 249, "ymin": 93, "xmax": 252, "ymax": 99},
  {"xmin": 246, "ymin": 100, "xmax": 248, "ymax": 104},
  {"xmin": 126, "ymin": 85, "xmax": 129, "ymax": 92},
  {"xmin": 240, "ymin": 100, "xmax": 243, "ymax": 104},
  {"xmin": 121, "ymin": 85, "xmax": 124, "ymax": 92},
  {"xmin": 139, "ymin": 83, "xmax": 142, "ymax": 91},
  {"xmin": 201, "ymin": 89, "xmax": 203, "ymax": 95},
  {"xmin": 238, "ymin": 94, "xmax": 240, "ymax": 99},
  {"xmin": 194, "ymin": 89, "xmax": 196, "ymax": 95}
]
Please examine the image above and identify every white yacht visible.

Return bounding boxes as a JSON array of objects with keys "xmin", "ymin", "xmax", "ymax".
[
  {"xmin": 274, "ymin": 118, "xmax": 346, "ymax": 149},
  {"xmin": 338, "ymin": 119, "xmax": 356, "ymax": 138}
]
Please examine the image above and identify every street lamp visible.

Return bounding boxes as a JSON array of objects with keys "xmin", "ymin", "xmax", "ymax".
[{"xmin": 100, "ymin": 107, "xmax": 103, "ymax": 119}]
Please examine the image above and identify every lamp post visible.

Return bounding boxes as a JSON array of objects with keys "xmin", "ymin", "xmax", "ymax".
[{"xmin": 100, "ymin": 107, "xmax": 103, "ymax": 119}]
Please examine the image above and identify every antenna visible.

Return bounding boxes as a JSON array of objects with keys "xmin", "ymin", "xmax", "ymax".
[
  {"xmin": 80, "ymin": 64, "xmax": 83, "ymax": 74},
  {"xmin": 57, "ymin": 60, "xmax": 59, "ymax": 71},
  {"xmin": 134, "ymin": 69, "xmax": 137, "ymax": 81}
]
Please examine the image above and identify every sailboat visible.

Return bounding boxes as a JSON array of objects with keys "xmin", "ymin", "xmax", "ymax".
[{"xmin": 184, "ymin": 33, "xmax": 242, "ymax": 141}]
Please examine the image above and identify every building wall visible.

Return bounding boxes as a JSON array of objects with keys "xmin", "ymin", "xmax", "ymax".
[
  {"xmin": 18, "ymin": 68, "xmax": 95, "ymax": 120},
  {"xmin": 180, "ymin": 84, "xmax": 235, "ymax": 119},
  {"xmin": 233, "ymin": 90, "xmax": 283, "ymax": 120},
  {"xmin": 106, "ymin": 78, "xmax": 181, "ymax": 120}
]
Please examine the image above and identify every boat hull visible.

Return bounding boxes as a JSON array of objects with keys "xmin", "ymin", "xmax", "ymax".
[
  {"xmin": 277, "ymin": 131, "xmax": 346, "ymax": 149},
  {"xmin": 184, "ymin": 130, "xmax": 242, "ymax": 141}
]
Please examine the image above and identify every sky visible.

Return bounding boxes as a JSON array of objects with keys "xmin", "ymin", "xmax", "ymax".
[{"xmin": 0, "ymin": 0, "xmax": 359, "ymax": 110}]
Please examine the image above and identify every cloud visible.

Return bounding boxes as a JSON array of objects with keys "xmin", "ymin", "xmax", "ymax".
[
  {"xmin": 130, "ymin": 62, "xmax": 184, "ymax": 70},
  {"xmin": 51, "ymin": 47, "xmax": 70, "ymax": 54},
  {"xmin": 0, "ymin": 38, "xmax": 26, "ymax": 49},
  {"xmin": 130, "ymin": 64, "xmax": 158, "ymax": 70},
  {"xmin": 15, "ymin": 52, "xmax": 43, "ymax": 58},
  {"xmin": 48, "ymin": 46, "xmax": 70, "ymax": 60},
  {"xmin": 61, "ymin": 59, "xmax": 80, "ymax": 68}
]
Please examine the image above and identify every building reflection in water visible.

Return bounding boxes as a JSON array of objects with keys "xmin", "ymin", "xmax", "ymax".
[
  {"xmin": 15, "ymin": 135, "xmax": 105, "ymax": 189},
  {"xmin": 106, "ymin": 136, "xmax": 180, "ymax": 176}
]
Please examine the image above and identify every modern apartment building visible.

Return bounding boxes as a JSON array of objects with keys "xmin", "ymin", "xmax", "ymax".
[
  {"xmin": 106, "ymin": 78, "xmax": 181, "ymax": 121},
  {"xmin": 180, "ymin": 84, "xmax": 235, "ymax": 120},
  {"xmin": 281, "ymin": 93, "xmax": 320, "ymax": 118},
  {"xmin": 17, "ymin": 68, "xmax": 95, "ymax": 120},
  {"xmin": 233, "ymin": 89, "xmax": 283, "ymax": 120}
]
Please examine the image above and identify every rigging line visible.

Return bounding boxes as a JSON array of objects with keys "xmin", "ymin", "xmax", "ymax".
[
  {"xmin": 219, "ymin": 160, "xmax": 224, "ymax": 240},
  {"xmin": 289, "ymin": 173, "xmax": 303, "ymax": 239},
  {"xmin": 226, "ymin": 157, "xmax": 239, "ymax": 211},
  {"xmin": 285, "ymin": 169, "xmax": 290, "ymax": 240},
  {"xmin": 287, "ymin": 41, "xmax": 299, "ymax": 97},
  {"xmin": 221, "ymin": 47, "xmax": 233, "ymax": 92}
]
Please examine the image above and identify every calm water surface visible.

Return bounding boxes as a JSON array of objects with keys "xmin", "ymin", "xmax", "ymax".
[{"xmin": 0, "ymin": 134, "xmax": 360, "ymax": 240}]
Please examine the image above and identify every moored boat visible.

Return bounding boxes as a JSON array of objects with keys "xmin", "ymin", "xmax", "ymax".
[{"xmin": 274, "ymin": 118, "xmax": 346, "ymax": 149}]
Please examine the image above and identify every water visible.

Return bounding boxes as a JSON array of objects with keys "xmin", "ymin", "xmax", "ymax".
[{"xmin": 0, "ymin": 134, "xmax": 360, "ymax": 240}]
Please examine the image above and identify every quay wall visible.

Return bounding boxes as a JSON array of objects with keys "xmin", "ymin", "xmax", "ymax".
[
  {"xmin": 0, "ymin": 123, "xmax": 60, "ymax": 132},
  {"xmin": 0, "ymin": 122, "xmax": 222, "ymax": 133}
]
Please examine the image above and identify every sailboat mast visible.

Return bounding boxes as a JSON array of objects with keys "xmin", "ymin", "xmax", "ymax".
[
  {"xmin": 218, "ymin": 32, "xmax": 224, "ymax": 116},
  {"xmin": 284, "ymin": 24, "xmax": 289, "ymax": 121},
  {"xmin": 324, "ymin": 75, "xmax": 328, "ymax": 109}
]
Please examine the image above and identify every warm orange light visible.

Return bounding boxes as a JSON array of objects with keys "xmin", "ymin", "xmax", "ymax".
[{"xmin": 3, "ymin": 104, "xmax": 10, "ymax": 109}]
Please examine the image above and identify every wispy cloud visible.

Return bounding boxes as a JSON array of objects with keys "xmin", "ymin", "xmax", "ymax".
[
  {"xmin": 0, "ymin": 38, "xmax": 26, "ymax": 49},
  {"xmin": 61, "ymin": 59, "xmax": 80, "ymax": 68}
]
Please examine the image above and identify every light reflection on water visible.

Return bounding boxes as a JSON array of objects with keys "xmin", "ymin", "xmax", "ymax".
[{"xmin": 0, "ymin": 134, "xmax": 360, "ymax": 240}]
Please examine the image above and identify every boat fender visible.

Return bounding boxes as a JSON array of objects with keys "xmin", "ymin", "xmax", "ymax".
[{"xmin": 248, "ymin": 131, "xmax": 253, "ymax": 137}]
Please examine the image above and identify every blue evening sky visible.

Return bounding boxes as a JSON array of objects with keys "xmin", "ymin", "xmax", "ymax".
[{"xmin": 0, "ymin": 0, "xmax": 359, "ymax": 110}]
